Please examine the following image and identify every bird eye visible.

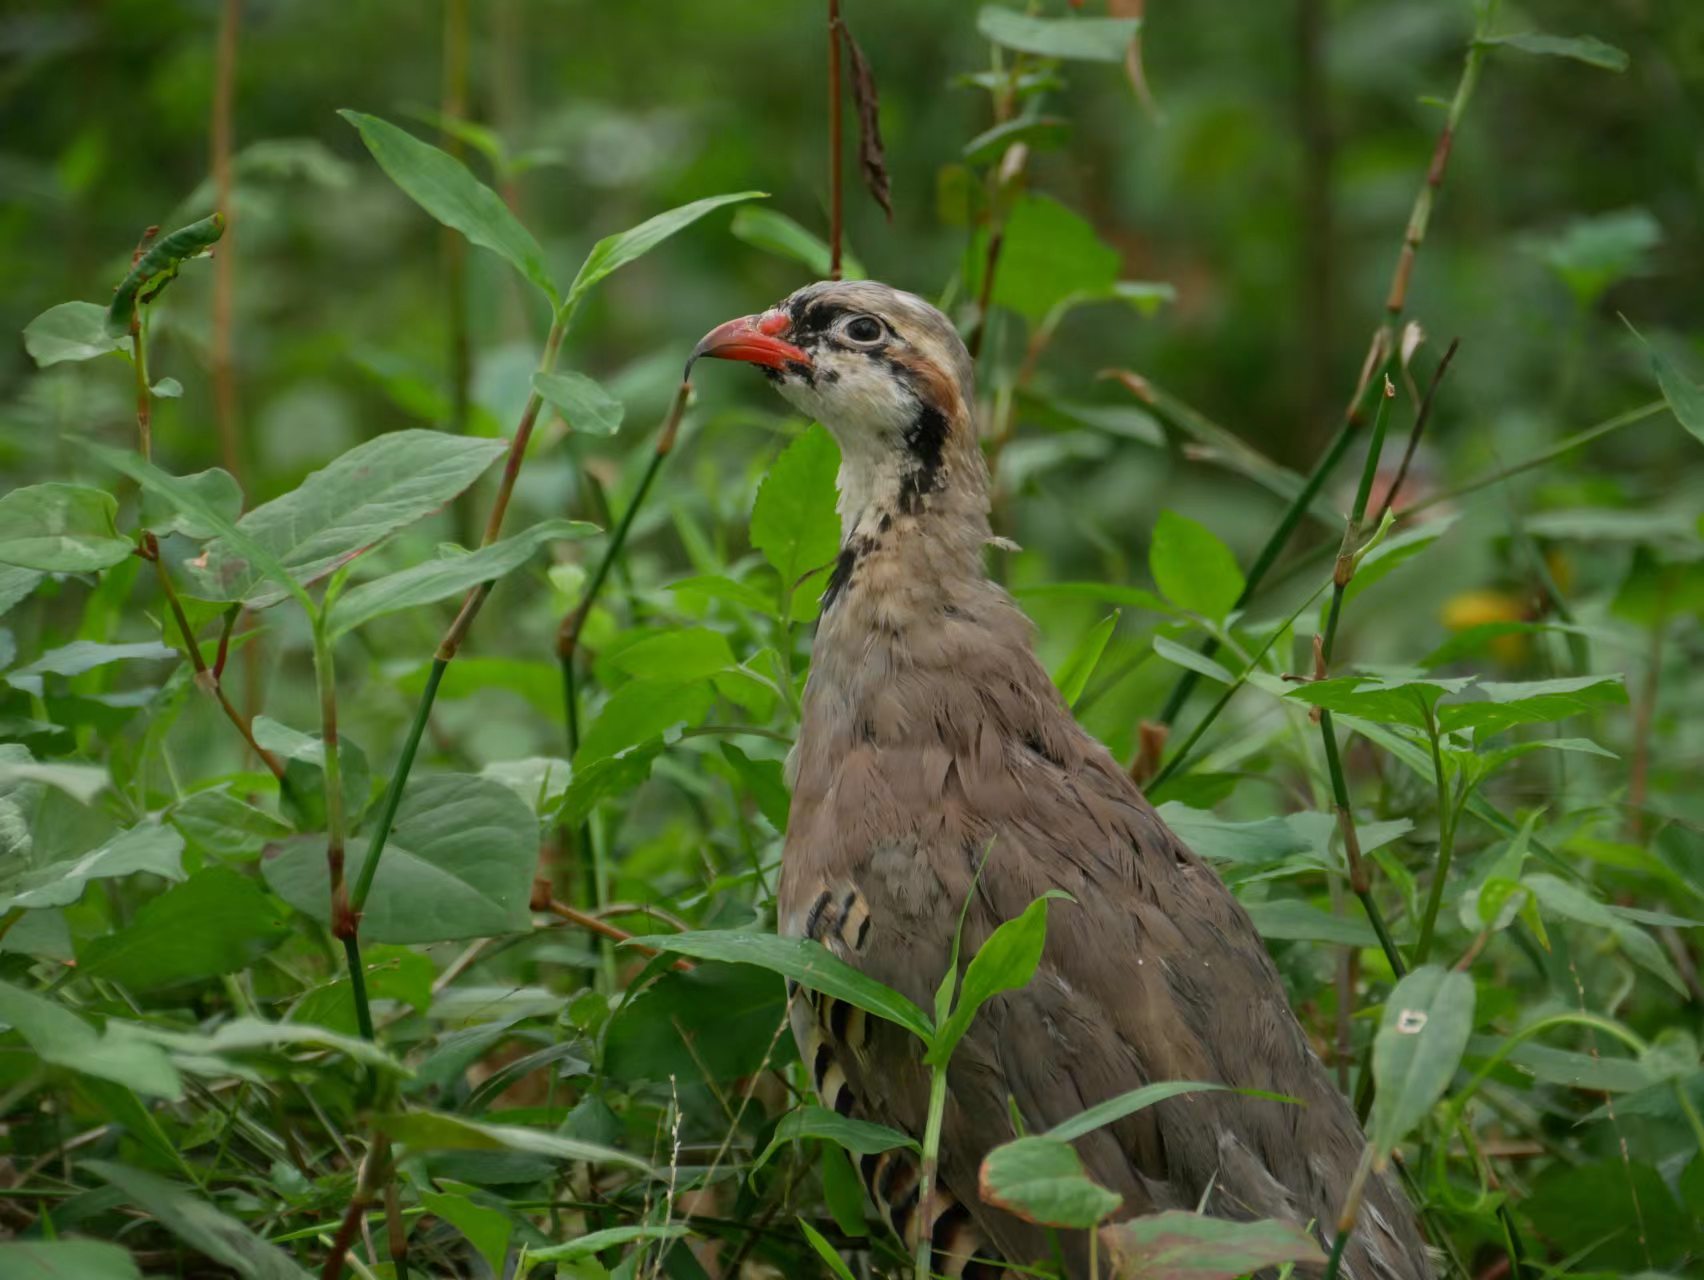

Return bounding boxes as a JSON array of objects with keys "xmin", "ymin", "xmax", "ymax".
[{"xmin": 843, "ymin": 315, "xmax": 884, "ymax": 344}]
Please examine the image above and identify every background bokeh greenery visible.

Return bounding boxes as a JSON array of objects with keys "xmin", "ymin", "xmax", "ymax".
[{"xmin": 3, "ymin": 1, "xmax": 1703, "ymax": 1277}]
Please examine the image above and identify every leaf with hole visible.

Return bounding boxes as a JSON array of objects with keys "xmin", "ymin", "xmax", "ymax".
[{"xmin": 1368, "ymin": 964, "xmax": 1475, "ymax": 1165}]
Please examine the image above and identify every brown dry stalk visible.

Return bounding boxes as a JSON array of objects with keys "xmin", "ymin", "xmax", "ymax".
[
  {"xmin": 834, "ymin": 16, "xmax": 891, "ymax": 220},
  {"xmin": 543, "ymin": 897, "xmax": 692, "ymax": 971},
  {"xmin": 827, "ymin": 0, "xmax": 843, "ymax": 279}
]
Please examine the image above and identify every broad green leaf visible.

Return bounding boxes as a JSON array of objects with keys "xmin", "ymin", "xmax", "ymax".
[
  {"xmin": 628, "ymin": 931, "xmax": 934, "ymax": 1043},
  {"xmin": 328, "ymin": 519, "xmax": 596, "ymax": 636},
  {"xmin": 22, "ymin": 301, "xmax": 126, "ymax": 366},
  {"xmin": 1285, "ymin": 674, "xmax": 1474, "ymax": 730},
  {"xmin": 970, "ymin": 194, "xmax": 1119, "ymax": 324},
  {"xmin": 1478, "ymin": 31, "xmax": 1630, "ymax": 72},
  {"xmin": 87, "ymin": 1161, "xmax": 311, "ymax": 1280},
  {"xmin": 1053, "ymin": 611, "xmax": 1118, "ymax": 707},
  {"xmin": 1369, "ymin": 965, "xmax": 1475, "ymax": 1164},
  {"xmin": 605, "ymin": 960, "xmax": 795, "ymax": 1083},
  {"xmin": 1525, "ymin": 873, "xmax": 1685, "ymax": 995},
  {"xmin": 0, "ymin": 757, "xmax": 109, "ymax": 805},
  {"xmin": 1526, "ymin": 1160, "xmax": 1690, "ymax": 1273},
  {"xmin": 141, "ymin": 467, "xmax": 243, "ymax": 540},
  {"xmin": 1625, "ymin": 320, "xmax": 1704, "ymax": 447},
  {"xmin": 0, "ymin": 981, "xmax": 182, "ymax": 1098},
  {"xmin": 0, "ymin": 822, "xmax": 184, "ymax": 913},
  {"xmin": 0, "ymin": 564, "xmax": 41, "ymax": 618},
  {"xmin": 574, "ymin": 679, "xmax": 714, "ymax": 768},
  {"xmin": 78, "ymin": 866, "xmax": 289, "ymax": 989},
  {"xmin": 1155, "ymin": 805, "xmax": 1312, "ymax": 866},
  {"xmin": 375, "ymin": 1110, "xmax": 653, "ymax": 1173},
  {"xmin": 1436, "ymin": 674, "xmax": 1628, "ymax": 734},
  {"xmin": 1244, "ymin": 899, "xmax": 1380, "ymax": 949},
  {"xmin": 1048, "ymin": 1081, "xmax": 1230, "ymax": 1143},
  {"xmin": 1345, "ymin": 516, "xmax": 1458, "ymax": 604},
  {"xmin": 253, "ymin": 716, "xmax": 370, "ymax": 832},
  {"xmin": 977, "ymin": 1135, "xmax": 1122, "ymax": 1228},
  {"xmin": 796, "ymin": 1218, "xmax": 857, "ymax": 1280},
  {"xmin": 4, "ymin": 639, "xmax": 176, "ymax": 696},
  {"xmin": 0, "ymin": 483, "xmax": 132, "ymax": 572},
  {"xmin": 1148, "ymin": 510, "xmax": 1244, "ymax": 620},
  {"xmin": 566, "ymin": 191, "xmax": 766, "ymax": 307},
  {"xmin": 929, "ymin": 892, "xmax": 1064, "ymax": 1066},
  {"xmin": 720, "ymin": 742, "xmax": 790, "ymax": 831},
  {"xmin": 420, "ymin": 1187, "xmax": 512, "ymax": 1276},
  {"xmin": 0, "ymin": 1240, "xmax": 142, "ymax": 1280},
  {"xmin": 169, "ymin": 787, "xmax": 293, "ymax": 860},
  {"xmin": 730, "ymin": 206, "xmax": 864, "ymax": 279},
  {"xmin": 756, "ymin": 1105, "xmax": 918, "ymax": 1168},
  {"xmin": 1465, "ymin": 1033, "xmax": 1652, "ymax": 1093},
  {"xmin": 532, "ymin": 371, "xmax": 626, "ymax": 436},
  {"xmin": 1099, "ymin": 1211, "xmax": 1326, "ymax": 1278},
  {"xmin": 977, "ymin": 8, "xmax": 1141, "ymax": 62},
  {"xmin": 560, "ymin": 738, "xmax": 665, "ymax": 826},
  {"xmin": 530, "ymin": 1225, "xmax": 690, "ymax": 1262},
  {"xmin": 192, "ymin": 429, "xmax": 507, "ymax": 608},
  {"xmin": 263, "ymin": 773, "xmax": 537, "ymax": 943},
  {"xmin": 750, "ymin": 425, "xmax": 841, "ymax": 616},
  {"xmin": 341, "ymin": 110, "xmax": 559, "ymax": 305},
  {"xmin": 81, "ymin": 441, "xmax": 315, "ymax": 614},
  {"xmin": 1151, "ymin": 635, "xmax": 1235, "ymax": 686},
  {"xmin": 605, "ymin": 627, "xmax": 737, "ymax": 682}
]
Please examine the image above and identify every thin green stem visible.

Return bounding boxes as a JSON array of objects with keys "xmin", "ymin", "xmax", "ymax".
[
  {"xmin": 913, "ymin": 1063, "xmax": 949, "ymax": 1280},
  {"xmin": 1414, "ymin": 702, "xmax": 1456, "ymax": 966},
  {"xmin": 350, "ymin": 661, "xmax": 444, "ymax": 915}
]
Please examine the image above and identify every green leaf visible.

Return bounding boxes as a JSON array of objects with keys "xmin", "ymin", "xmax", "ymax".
[
  {"xmin": 253, "ymin": 716, "xmax": 370, "ymax": 832},
  {"xmin": 141, "ymin": 467, "xmax": 244, "ymax": 541},
  {"xmin": 720, "ymin": 742, "xmax": 790, "ymax": 831},
  {"xmin": 4, "ymin": 639, "xmax": 176, "ymax": 696},
  {"xmin": 969, "ymin": 194, "xmax": 1120, "ymax": 324},
  {"xmin": 0, "ymin": 564, "xmax": 42, "ymax": 618},
  {"xmin": 1285, "ymin": 674, "xmax": 1474, "ymax": 730},
  {"xmin": 796, "ymin": 1217, "xmax": 857, "ymax": 1280},
  {"xmin": 78, "ymin": 866, "xmax": 289, "ymax": 990},
  {"xmin": 1015, "ymin": 581, "xmax": 1175, "ymax": 615},
  {"xmin": 1344, "ymin": 516, "xmax": 1458, "ymax": 604},
  {"xmin": 1151, "ymin": 635, "xmax": 1235, "ymax": 686},
  {"xmin": 1436, "ymin": 674, "xmax": 1628, "ymax": 734},
  {"xmin": 1047, "ymin": 1081, "xmax": 1232, "ymax": 1143},
  {"xmin": 0, "ymin": 1241, "xmax": 142, "ymax": 1280},
  {"xmin": 22, "ymin": 301, "xmax": 126, "ymax": 366},
  {"xmin": 128, "ymin": 1016, "xmax": 407, "ymax": 1075},
  {"xmin": 169, "ymin": 786, "xmax": 294, "ymax": 859},
  {"xmin": 574, "ymin": 679, "xmax": 714, "ymax": 768},
  {"xmin": 566, "ymin": 191, "xmax": 766, "ymax": 308},
  {"xmin": 80, "ymin": 442, "xmax": 316, "ymax": 615},
  {"xmin": 530, "ymin": 1225, "xmax": 690, "ymax": 1262},
  {"xmin": 628, "ymin": 931, "xmax": 934, "ymax": 1043},
  {"xmin": 1531, "ymin": 210, "xmax": 1660, "ymax": 305},
  {"xmin": 1525, "ymin": 873, "xmax": 1686, "ymax": 995},
  {"xmin": 1053, "ymin": 611, "xmax": 1118, "ymax": 707},
  {"xmin": 1154, "ymin": 804, "xmax": 1312, "ymax": 866},
  {"xmin": 420, "ymin": 1187, "xmax": 511, "ymax": 1277},
  {"xmin": 605, "ymin": 960, "xmax": 795, "ymax": 1084},
  {"xmin": 341, "ymin": 110, "xmax": 559, "ymax": 305},
  {"xmin": 1148, "ymin": 510, "xmax": 1244, "ymax": 620},
  {"xmin": 105, "ymin": 213, "xmax": 226, "ymax": 335},
  {"xmin": 750, "ymin": 425, "xmax": 842, "ymax": 615},
  {"xmin": 1244, "ymin": 899, "xmax": 1380, "ymax": 949},
  {"xmin": 328, "ymin": 519, "xmax": 596, "ymax": 637},
  {"xmin": 532, "ymin": 370, "xmax": 626, "ymax": 436},
  {"xmin": 1625, "ymin": 320, "xmax": 1704, "ymax": 447},
  {"xmin": 0, "ymin": 981, "xmax": 182, "ymax": 1098},
  {"xmin": 0, "ymin": 757, "xmax": 110, "ymax": 805},
  {"xmin": 87, "ymin": 1160, "xmax": 312, "ymax": 1280},
  {"xmin": 375, "ymin": 1111, "xmax": 653, "ymax": 1173},
  {"xmin": 929, "ymin": 892, "xmax": 1064, "ymax": 1066},
  {"xmin": 605, "ymin": 627, "xmax": 736, "ymax": 682},
  {"xmin": 1368, "ymin": 964, "xmax": 1475, "ymax": 1164},
  {"xmin": 977, "ymin": 1135, "xmax": 1122, "ymax": 1229},
  {"xmin": 560, "ymin": 739, "xmax": 665, "ymax": 826},
  {"xmin": 263, "ymin": 773, "xmax": 537, "ymax": 943},
  {"xmin": 963, "ymin": 116, "xmax": 1072, "ymax": 165},
  {"xmin": 730, "ymin": 206, "xmax": 864, "ymax": 279},
  {"xmin": 191, "ymin": 429, "xmax": 508, "ymax": 608},
  {"xmin": 977, "ymin": 8, "xmax": 1141, "ymax": 62},
  {"xmin": 0, "ymin": 822, "xmax": 184, "ymax": 913},
  {"xmin": 0, "ymin": 483, "xmax": 132, "ymax": 572},
  {"xmin": 1099, "ymin": 1211, "xmax": 1327, "ymax": 1279},
  {"xmin": 1478, "ymin": 31, "xmax": 1630, "ymax": 72},
  {"xmin": 756, "ymin": 1105, "xmax": 918, "ymax": 1168}
]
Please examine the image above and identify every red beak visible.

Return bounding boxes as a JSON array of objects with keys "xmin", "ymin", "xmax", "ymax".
[{"xmin": 688, "ymin": 310, "xmax": 810, "ymax": 375}]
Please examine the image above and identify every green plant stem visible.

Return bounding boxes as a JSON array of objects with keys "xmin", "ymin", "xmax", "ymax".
[
  {"xmin": 1414, "ymin": 703, "xmax": 1457, "ymax": 966},
  {"xmin": 1321, "ymin": 1143, "xmax": 1375, "ymax": 1280},
  {"xmin": 347, "ymin": 314, "xmax": 569, "ymax": 925},
  {"xmin": 913, "ymin": 1062, "xmax": 949, "ymax": 1280}
]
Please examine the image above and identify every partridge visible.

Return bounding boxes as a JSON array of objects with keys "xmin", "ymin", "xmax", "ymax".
[{"xmin": 692, "ymin": 281, "xmax": 1433, "ymax": 1280}]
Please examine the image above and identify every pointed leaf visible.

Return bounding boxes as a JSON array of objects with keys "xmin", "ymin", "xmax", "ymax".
[
  {"xmin": 731, "ymin": 207, "xmax": 863, "ymax": 279},
  {"xmin": 532, "ymin": 370, "xmax": 626, "ymax": 436},
  {"xmin": 0, "ymin": 822, "xmax": 184, "ymax": 913},
  {"xmin": 1368, "ymin": 964, "xmax": 1475, "ymax": 1164},
  {"xmin": 87, "ymin": 1161, "xmax": 311, "ymax": 1280},
  {"xmin": 756, "ymin": 1105, "xmax": 919, "ymax": 1168},
  {"xmin": 375, "ymin": 1110, "xmax": 653, "ymax": 1173},
  {"xmin": 1053, "ymin": 612, "xmax": 1118, "ymax": 707},
  {"xmin": 1100, "ymin": 1211, "xmax": 1326, "ymax": 1279},
  {"xmin": 1478, "ymin": 31, "xmax": 1629, "ymax": 72},
  {"xmin": 1625, "ymin": 320, "xmax": 1704, "ymax": 447},
  {"xmin": 529, "ymin": 1225, "xmax": 690, "ymax": 1262},
  {"xmin": 0, "ymin": 483, "xmax": 132, "ymax": 572},
  {"xmin": 1436, "ymin": 674, "xmax": 1628, "ymax": 734},
  {"xmin": 0, "ymin": 982, "xmax": 182, "ymax": 1099},
  {"xmin": 341, "ymin": 110, "xmax": 559, "ymax": 305},
  {"xmin": 1047, "ymin": 1080, "xmax": 1230, "ymax": 1143},
  {"xmin": 1525, "ymin": 873, "xmax": 1686, "ymax": 995},
  {"xmin": 78, "ymin": 866, "xmax": 289, "ymax": 990},
  {"xmin": 977, "ymin": 8, "xmax": 1142, "ymax": 62},
  {"xmin": 929, "ymin": 892, "xmax": 1065, "ymax": 1066},
  {"xmin": 567, "ymin": 191, "xmax": 766, "ymax": 307},
  {"xmin": 1148, "ymin": 510, "xmax": 1244, "ymax": 620},
  {"xmin": 750, "ymin": 425, "xmax": 842, "ymax": 617},
  {"xmin": 328, "ymin": 518, "xmax": 597, "ymax": 636}
]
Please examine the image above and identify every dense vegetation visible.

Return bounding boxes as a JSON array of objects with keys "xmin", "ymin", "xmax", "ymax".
[{"xmin": 2, "ymin": 1, "xmax": 1702, "ymax": 1277}]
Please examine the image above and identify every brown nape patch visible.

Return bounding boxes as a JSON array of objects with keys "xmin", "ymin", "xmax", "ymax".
[{"xmin": 885, "ymin": 349, "xmax": 963, "ymax": 425}]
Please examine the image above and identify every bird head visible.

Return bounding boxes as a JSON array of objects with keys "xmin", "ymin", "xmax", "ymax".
[{"xmin": 691, "ymin": 280, "xmax": 983, "ymax": 530}]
